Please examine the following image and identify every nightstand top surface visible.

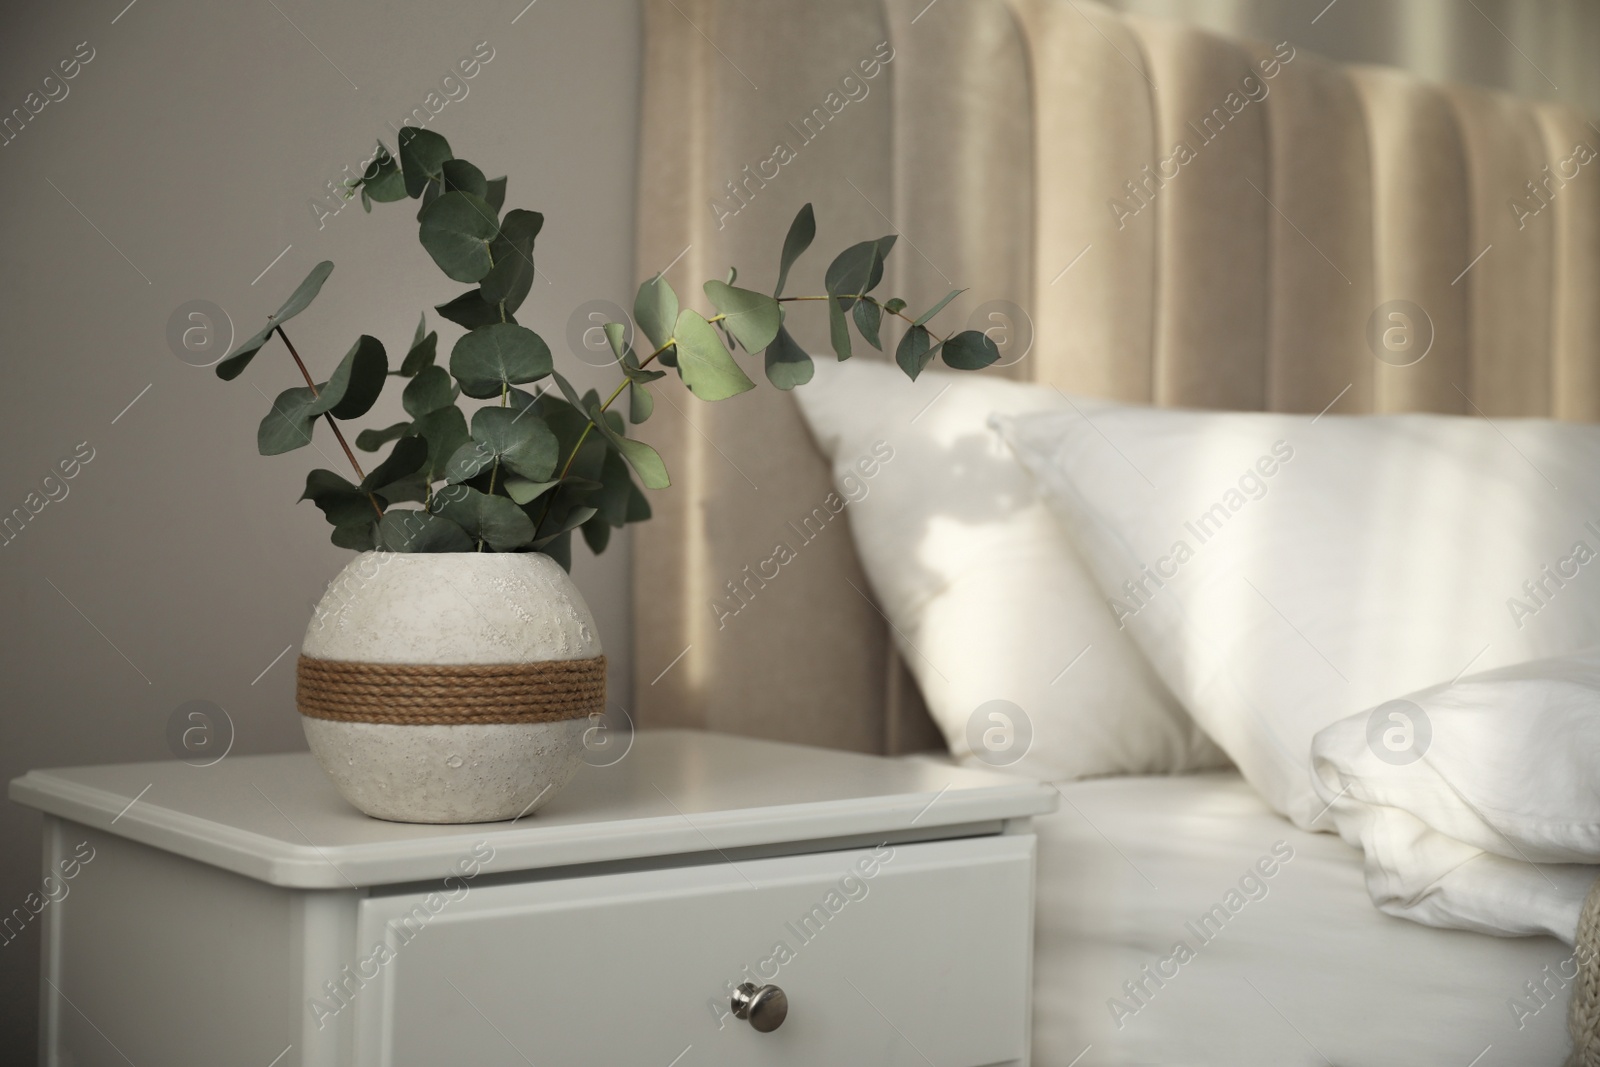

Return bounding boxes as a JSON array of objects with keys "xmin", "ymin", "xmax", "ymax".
[{"xmin": 9, "ymin": 730, "xmax": 1055, "ymax": 888}]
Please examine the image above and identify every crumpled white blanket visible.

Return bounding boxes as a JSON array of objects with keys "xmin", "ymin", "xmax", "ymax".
[{"xmin": 1310, "ymin": 650, "xmax": 1600, "ymax": 942}]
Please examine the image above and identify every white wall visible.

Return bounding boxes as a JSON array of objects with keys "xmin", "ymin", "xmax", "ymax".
[{"xmin": 0, "ymin": 0, "xmax": 641, "ymax": 1055}]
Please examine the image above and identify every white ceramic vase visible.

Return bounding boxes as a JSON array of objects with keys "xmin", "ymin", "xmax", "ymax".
[{"xmin": 298, "ymin": 551, "xmax": 601, "ymax": 824}]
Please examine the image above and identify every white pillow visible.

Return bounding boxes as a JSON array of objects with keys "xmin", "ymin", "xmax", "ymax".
[
  {"xmin": 794, "ymin": 361, "xmax": 1226, "ymax": 779},
  {"xmin": 995, "ymin": 400, "xmax": 1600, "ymax": 823}
]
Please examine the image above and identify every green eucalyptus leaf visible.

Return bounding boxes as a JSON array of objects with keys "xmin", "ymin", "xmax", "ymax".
[
  {"xmin": 503, "ymin": 476, "xmax": 559, "ymax": 506},
  {"xmin": 359, "ymin": 435, "xmax": 429, "ymax": 494},
  {"xmin": 442, "ymin": 440, "xmax": 496, "ymax": 484},
  {"xmin": 481, "ymin": 209, "xmax": 543, "ymax": 315},
  {"xmin": 402, "ymin": 365, "xmax": 456, "ymax": 418},
  {"xmin": 399, "ymin": 331, "xmax": 438, "ymax": 377},
  {"xmin": 764, "ymin": 325, "xmax": 814, "ymax": 390},
  {"xmin": 603, "ymin": 321, "xmax": 630, "ymax": 365},
  {"xmin": 378, "ymin": 509, "xmax": 474, "ymax": 553},
  {"xmin": 397, "ymin": 313, "xmax": 439, "ymax": 376},
  {"xmin": 216, "ymin": 261, "xmax": 334, "ymax": 380},
  {"xmin": 852, "ymin": 298, "xmax": 882, "ymax": 350},
  {"xmin": 356, "ymin": 421, "xmax": 411, "ymax": 452},
  {"xmin": 398, "ymin": 127, "xmax": 452, "ymax": 199},
  {"xmin": 418, "ymin": 192, "xmax": 500, "ymax": 282},
  {"xmin": 373, "ymin": 472, "xmax": 428, "ymax": 505},
  {"xmin": 534, "ymin": 487, "xmax": 587, "ymax": 545},
  {"xmin": 441, "ymin": 158, "xmax": 488, "ymax": 198},
  {"xmin": 357, "ymin": 143, "xmax": 407, "ymax": 203},
  {"xmin": 617, "ymin": 337, "xmax": 667, "ymax": 385},
  {"xmin": 325, "ymin": 335, "xmax": 388, "ymax": 420},
  {"xmin": 435, "ymin": 289, "xmax": 506, "ymax": 329},
  {"xmin": 587, "ymin": 402, "xmax": 670, "ymax": 488},
  {"xmin": 775, "ymin": 202, "xmax": 815, "ymax": 297},
  {"xmin": 594, "ymin": 449, "xmax": 633, "ymax": 526},
  {"xmin": 257, "ymin": 386, "xmax": 322, "ymax": 456},
  {"xmin": 824, "ymin": 236, "xmax": 895, "ymax": 309},
  {"xmin": 914, "ymin": 288, "xmax": 966, "ymax": 327},
  {"xmin": 532, "ymin": 505, "xmax": 597, "ymax": 548},
  {"xmin": 532, "ymin": 392, "xmax": 592, "ymax": 461},
  {"xmin": 547, "ymin": 370, "xmax": 587, "ymax": 413},
  {"xmin": 884, "ymin": 297, "xmax": 907, "ymax": 314},
  {"xmin": 216, "ymin": 326, "xmax": 275, "ymax": 383},
  {"xmin": 300, "ymin": 469, "xmax": 376, "ymax": 528},
  {"xmin": 634, "ymin": 275, "xmax": 679, "ymax": 349},
  {"xmin": 431, "ymin": 486, "xmax": 536, "ymax": 550},
  {"xmin": 941, "ymin": 328, "xmax": 1002, "ymax": 370},
  {"xmin": 484, "ymin": 176, "xmax": 507, "ymax": 214},
  {"xmin": 263, "ymin": 258, "xmax": 334, "ymax": 322},
  {"xmin": 470, "ymin": 405, "xmax": 559, "ymax": 481},
  {"xmin": 828, "ymin": 296, "xmax": 851, "ymax": 361},
  {"xmin": 410, "ymin": 405, "xmax": 470, "ymax": 481},
  {"xmin": 450, "ymin": 323, "xmax": 553, "ymax": 398},
  {"xmin": 629, "ymin": 381, "xmax": 654, "ymax": 423},
  {"xmin": 672, "ymin": 309, "xmax": 755, "ymax": 401},
  {"xmin": 504, "ymin": 385, "xmax": 547, "ymax": 413},
  {"xmin": 895, "ymin": 324, "xmax": 940, "ymax": 380},
  {"xmin": 581, "ymin": 513, "xmax": 611, "ymax": 555},
  {"xmin": 703, "ymin": 280, "xmax": 782, "ymax": 353},
  {"xmin": 417, "ymin": 177, "xmax": 442, "ymax": 216},
  {"xmin": 331, "ymin": 522, "xmax": 378, "ymax": 551},
  {"xmin": 258, "ymin": 334, "xmax": 383, "ymax": 452}
]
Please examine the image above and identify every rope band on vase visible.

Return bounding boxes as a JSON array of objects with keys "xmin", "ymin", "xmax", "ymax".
[
  {"xmin": 295, "ymin": 654, "xmax": 607, "ymax": 726},
  {"xmin": 1568, "ymin": 875, "xmax": 1600, "ymax": 1065}
]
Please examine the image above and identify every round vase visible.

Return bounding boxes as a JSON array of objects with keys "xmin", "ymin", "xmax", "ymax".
[{"xmin": 297, "ymin": 551, "xmax": 602, "ymax": 824}]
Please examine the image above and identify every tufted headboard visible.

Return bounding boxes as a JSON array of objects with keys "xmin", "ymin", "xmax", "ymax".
[{"xmin": 630, "ymin": 0, "xmax": 1600, "ymax": 754}]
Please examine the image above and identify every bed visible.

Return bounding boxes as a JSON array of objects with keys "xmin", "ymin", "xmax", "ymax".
[
  {"xmin": 628, "ymin": 0, "xmax": 1600, "ymax": 1062},
  {"xmin": 1031, "ymin": 774, "xmax": 1571, "ymax": 1064}
]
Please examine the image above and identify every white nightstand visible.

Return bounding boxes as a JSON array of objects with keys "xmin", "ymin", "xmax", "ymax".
[{"xmin": 11, "ymin": 729, "xmax": 1055, "ymax": 1067}]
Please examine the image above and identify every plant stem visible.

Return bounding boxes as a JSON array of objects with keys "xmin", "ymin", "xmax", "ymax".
[
  {"xmin": 531, "ymin": 375, "xmax": 632, "ymax": 539},
  {"xmin": 528, "ymin": 292, "xmax": 926, "ymax": 543},
  {"xmin": 881, "ymin": 304, "xmax": 955, "ymax": 345},
  {"xmin": 781, "ymin": 294, "xmax": 956, "ymax": 345},
  {"xmin": 275, "ymin": 326, "xmax": 384, "ymax": 523},
  {"xmin": 530, "ymin": 340, "xmax": 673, "ymax": 539},
  {"xmin": 478, "ymin": 457, "xmax": 500, "ymax": 553}
]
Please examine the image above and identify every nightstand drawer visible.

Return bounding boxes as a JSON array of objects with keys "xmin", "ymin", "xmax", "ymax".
[{"xmin": 352, "ymin": 833, "xmax": 1035, "ymax": 1066}]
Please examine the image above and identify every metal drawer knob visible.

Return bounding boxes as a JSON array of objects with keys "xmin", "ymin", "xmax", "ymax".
[{"xmin": 731, "ymin": 982, "xmax": 788, "ymax": 1032}]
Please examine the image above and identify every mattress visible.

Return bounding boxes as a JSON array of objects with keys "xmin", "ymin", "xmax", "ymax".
[{"xmin": 1032, "ymin": 771, "xmax": 1573, "ymax": 1066}]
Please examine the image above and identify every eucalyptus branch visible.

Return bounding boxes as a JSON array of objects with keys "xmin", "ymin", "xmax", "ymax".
[
  {"xmin": 877, "ymin": 301, "xmax": 959, "ymax": 347},
  {"xmin": 532, "ymin": 353, "xmax": 656, "ymax": 539},
  {"xmin": 778, "ymin": 293, "xmax": 957, "ymax": 346},
  {"xmin": 221, "ymin": 138, "xmax": 998, "ymax": 564},
  {"xmin": 275, "ymin": 326, "xmax": 384, "ymax": 522}
]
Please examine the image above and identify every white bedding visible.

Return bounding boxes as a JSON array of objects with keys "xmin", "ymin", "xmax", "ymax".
[
  {"xmin": 1312, "ymin": 651, "xmax": 1600, "ymax": 943},
  {"xmin": 994, "ymin": 403, "xmax": 1600, "ymax": 827},
  {"xmin": 993, "ymin": 400, "xmax": 1600, "ymax": 949},
  {"xmin": 1035, "ymin": 772, "xmax": 1573, "ymax": 1066}
]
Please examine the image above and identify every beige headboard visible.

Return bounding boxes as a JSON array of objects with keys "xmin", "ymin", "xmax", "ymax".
[{"xmin": 631, "ymin": 0, "xmax": 1600, "ymax": 754}]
